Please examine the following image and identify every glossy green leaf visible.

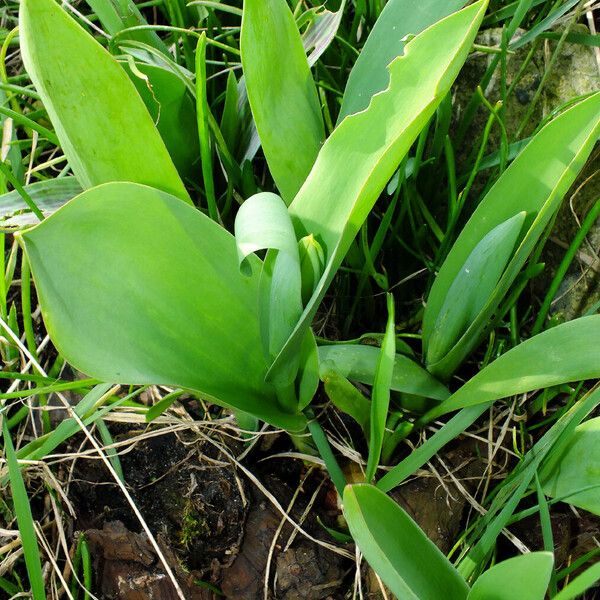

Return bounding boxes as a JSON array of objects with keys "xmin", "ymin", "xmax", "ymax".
[
  {"xmin": 339, "ymin": 0, "xmax": 466, "ymax": 121},
  {"xmin": 268, "ymin": 1, "xmax": 488, "ymax": 382},
  {"xmin": 343, "ymin": 483, "xmax": 469, "ymax": 600},
  {"xmin": 18, "ymin": 182, "xmax": 305, "ymax": 431},
  {"xmin": 423, "ymin": 316, "xmax": 600, "ymax": 422},
  {"xmin": 424, "ymin": 93, "xmax": 600, "ymax": 378},
  {"xmin": 0, "ymin": 177, "xmax": 82, "ymax": 227},
  {"xmin": 427, "ymin": 212, "xmax": 525, "ymax": 366},
  {"xmin": 19, "ymin": 0, "xmax": 190, "ymax": 203},
  {"xmin": 318, "ymin": 344, "xmax": 449, "ymax": 400},
  {"xmin": 297, "ymin": 328, "xmax": 319, "ymax": 411},
  {"xmin": 241, "ymin": 0, "xmax": 325, "ymax": 203},
  {"xmin": 540, "ymin": 417, "xmax": 600, "ymax": 515},
  {"xmin": 467, "ymin": 553, "xmax": 553, "ymax": 600},
  {"xmin": 366, "ymin": 293, "xmax": 395, "ymax": 483}
]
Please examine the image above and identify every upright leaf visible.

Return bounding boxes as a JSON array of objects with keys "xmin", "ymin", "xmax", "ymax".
[
  {"xmin": 268, "ymin": 1, "xmax": 488, "ymax": 382},
  {"xmin": 241, "ymin": 0, "xmax": 325, "ymax": 203},
  {"xmin": 339, "ymin": 0, "xmax": 466, "ymax": 121},
  {"xmin": 18, "ymin": 182, "xmax": 305, "ymax": 431},
  {"xmin": 423, "ymin": 94, "xmax": 600, "ymax": 377},
  {"xmin": 426, "ymin": 212, "xmax": 525, "ymax": 366},
  {"xmin": 467, "ymin": 553, "xmax": 553, "ymax": 600},
  {"xmin": 19, "ymin": 0, "xmax": 190, "ymax": 203},
  {"xmin": 343, "ymin": 483, "xmax": 469, "ymax": 600}
]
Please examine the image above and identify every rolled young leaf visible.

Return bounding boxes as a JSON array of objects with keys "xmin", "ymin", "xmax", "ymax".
[
  {"xmin": 19, "ymin": 0, "xmax": 190, "ymax": 203},
  {"xmin": 17, "ymin": 182, "xmax": 305, "ymax": 431},
  {"xmin": 241, "ymin": 0, "xmax": 325, "ymax": 204},
  {"xmin": 343, "ymin": 483, "xmax": 469, "ymax": 600},
  {"xmin": 267, "ymin": 0, "xmax": 489, "ymax": 383}
]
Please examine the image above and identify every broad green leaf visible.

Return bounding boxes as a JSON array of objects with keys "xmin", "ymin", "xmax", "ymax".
[
  {"xmin": 318, "ymin": 344, "xmax": 449, "ymax": 400},
  {"xmin": 235, "ymin": 192, "xmax": 303, "ymax": 361},
  {"xmin": 241, "ymin": 0, "xmax": 325, "ymax": 203},
  {"xmin": 366, "ymin": 293, "xmax": 395, "ymax": 483},
  {"xmin": 123, "ymin": 61, "xmax": 199, "ymax": 183},
  {"xmin": 0, "ymin": 177, "xmax": 82, "ymax": 227},
  {"xmin": 3, "ymin": 422, "xmax": 45, "ymax": 600},
  {"xmin": 424, "ymin": 93, "xmax": 600, "ymax": 378},
  {"xmin": 18, "ymin": 182, "xmax": 305, "ymax": 431},
  {"xmin": 423, "ymin": 316, "xmax": 600, "ymax": 421},
  {"xmin": 19, "ymin": 0, "xmax": 190, "ymax": 203},
  {"xmin": 467, "ymin": 553, "xmax": 553, "ymax": 600},
  {"xmin": 268, "ymin": 1, "xmax": 488, "ymax": 382},
  {"xmin": 338, "ymin": 0, "xmax": 466, "ymax": 122},
  {"xmin": 427, "ymin": 212, "xmax": 525, "ymax": 366},
  {"xmin": 297, "ymin": 328, "xmax": 319, "ymax": 411},
  {"xmin": 540, "ymin": 417, "xmax": 600, "ymax": 515},
  {"xmin": 343, "ymin": 483, "xmax": 469, "ymax": 600}
]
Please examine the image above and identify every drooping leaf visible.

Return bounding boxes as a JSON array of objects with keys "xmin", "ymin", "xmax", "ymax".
[
  {"xmin": 0, "ymin": 177, "xmax": 82, "ymax": 227},
  {"xmin": 424, "ymin": 93, "xmax": 600, "ymax": 378},
  {"xmin": 338, "ymin": 0, "xmax": 467, "ymax": 122},
  {"xmin": 322, "ymin": 371, "xmax": 371, "ymax": 434},
  {"xmin": 241, "ymin": 0, "xmax": 325, "ymax": 203},
  {"xmin": 423, "ymin": 316, "xmax": 600, "ymax": 422},
  {"xmin": 343, "ymin": 483, "xmax": 469, "ymax": 600},
  {"xmin": 19, "ymin": 0, "xmax": 190, "ymax": 203},
  {"xmin": 234, "ymin": 192, "xmax": 303, "ymax": 362},
  {"xmin": 18, "ymin": 182, "xmax": 305, "ymax": 431},
  {"xmin": 267, "ymin": 1, "xmax": 488, "ymax": 383},
  {"xmin": 467, "ymin": 553, "xmax": 553, "ymax": 600},
  {"xmin": 427, "ymin": 212, "xmax": 525, "ymax": 366},
  {"xmin": 540, "ymin": 417, "xmax": 600, "ymax": 515},
  {"xmin": 318, "ymin": 344, "xmax": 449, "ymax": 400}
]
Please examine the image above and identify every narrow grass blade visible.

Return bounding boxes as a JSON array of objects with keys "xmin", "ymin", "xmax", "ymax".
[
  {"xmin": 338, "ymin": 0, "xmax": 466, "ymax": 121},
  {"xmin": 268, "ymin": 1, "xmax": 488, "ymax": 383},
  {"xmin": 2, "ymin": 421, "xmax": 45, "ymax": 599},
  {"xmin": 20, "ymin": 0, "xmax": 191, "ymax": 203},
  {"xmin": 424, "ymin": 93, "xmax": 600, "ymax": 378},
  {"xmin": 18, "ymin": 183, "xmax": 305, "ymax": 431},
  {"xmin": 195, "ymin": 34, "xmax": 217, "ymax": 220},
  {"xmin": 553, "ymin": 562, "xmax": 600, "ymax": 600},
  {"xmin": 318, "ymin": 344, "xmax": 449, "ymax": 400},
  {"xmin": 422, "ymin": 316, "xmax": 600, "ymax": 422},
  {"xmin": 467, "ymin": 553, "xmax": 553, "ymax": 600},
  {"xmin": 241, "ymin": 0, "xmax": 324, "ymax": 203},
  {"xmin": 343, "ymin": 483, "xmax": 469, "ymax": 600},
  {"xmin": 365, "ymin": 293, "xmax": 395, "ymax": 483}
]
